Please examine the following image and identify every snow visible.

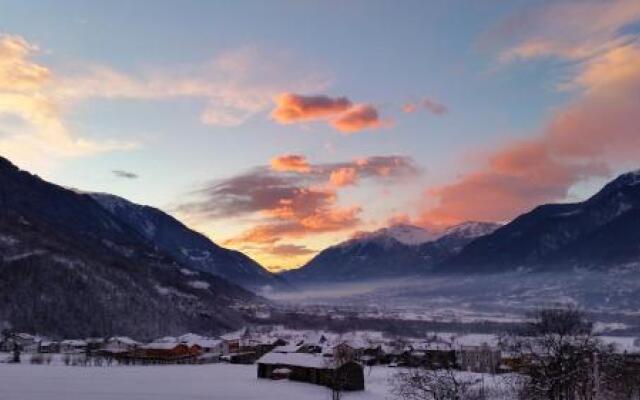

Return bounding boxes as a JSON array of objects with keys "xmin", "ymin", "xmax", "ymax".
[
  {"xmin": 0, "ymin": 361, "xmax": 516, "ymax": 400},
  {"xmin": 358, "ymin": 224, "xmax": 440, "ymax": 245},
  {"xmin": 442, "ymin": 221, "xmax": 501, "ymax": 238},
  {"xmin": 141, "ymin": 342, "xmax": 185, "ymax": 350},
  {"xmin": 188, "ymin": 280, "xmax": 210, "ymax": 290},
  {"xmin": 0, "ymin": 234, "xmax": 18, "ymax": 246},
  {"xmin": 257, "ymin": 352, "xmax": 331, "ymax": 369},
  {"xmin": 180, "ymin": 268, "xmax": 198, "ymax": 276}
]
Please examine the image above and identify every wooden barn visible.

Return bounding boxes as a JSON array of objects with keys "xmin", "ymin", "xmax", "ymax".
[{"xmin": 257, "ymin": 352, "xmax": 364, "ymax": 391}]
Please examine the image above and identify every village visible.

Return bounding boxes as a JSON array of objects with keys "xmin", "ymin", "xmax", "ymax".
[{"xmin": 3, "ymin": 324, "xmax": 640, "ymax": 397}]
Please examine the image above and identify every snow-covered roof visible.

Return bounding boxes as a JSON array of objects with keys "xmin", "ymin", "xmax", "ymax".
[
  {"xmin": 61, "ymin": 339, "xmax": 87, "ymax": 346},
  {"xmin": 141, "ymin": 342, "xmax": 187, "ymax": 350},
  {"xmin": 257, "ymin": 352, "xmax": 334, "ymax": 369},
  {"xmin": 272, "ymin": 344, "xmax": 301, "ymax": 353},
  {"xmin": 108, "ymin": 336, "xmax": 139, "ymax": 345},
  {"xmin": 155, "ymin": 336, "xmax": 178, "ymax": 343}
]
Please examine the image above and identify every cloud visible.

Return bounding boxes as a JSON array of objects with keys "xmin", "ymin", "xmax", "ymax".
[
  {"xmin": 270, "ymin": 92, "xmax": 384, "ymax": 133},
  {"xmin": 329, "ymin": 167, "xmax": 359, "ymax": 188},
  {"xmin": 270, "ymin": 154, "xmax": 311, "ymax": 173},
  {"xmin": 267, "ymin": 244, "xmax": 316, "ymax": 257},
  {"xmin": 330, "ymin": 104, "xmax": 382, "ymax": 133},
  {"xmin": 420, "ymin": 140, "xmax": 608, "ymax": 225},
  {"xmin": 386, "ymin": 213, "xmax": 411, "ymax": 226},
  {"xmin": 0, "ymin": 34, "xmax": 134, "ymax": 168},
  {"xmin": 178, "ymin": 155, "xmax": 419, "ymax": 246},
  {"xmin": 403, "ymin": 97, "xmax": 448, "ymax": 115},
  {"xmin": 489, "ymin": 0, "xmax": 640, "ymax": 63},
  {"xmin": 112, "ymin": 169, "xmax": 138, "ymax": 179},
  {"xmin": 420, "ymin": 2, "xmax": 640, "ymax": 226},
  {"xmin": 58, "ymin": 48, "xmax": 327, "ymax": 128},
  {"xmin": 271, "ymin": 93, "xmax": 352, "ymax": 123}
]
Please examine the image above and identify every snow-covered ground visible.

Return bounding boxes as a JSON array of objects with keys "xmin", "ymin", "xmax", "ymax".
[{"xmin": 0, "ymin": 360, "xmax": 516, "ymax": 400}]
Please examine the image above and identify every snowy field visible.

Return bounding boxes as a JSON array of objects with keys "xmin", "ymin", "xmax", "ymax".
[
  {"xmin": 0, "ymin": 361, "xmax": 516, "ymax": 400},
  {"xmin": 0, "ymin": 362, "xmax": 390, "ymax": 400}
]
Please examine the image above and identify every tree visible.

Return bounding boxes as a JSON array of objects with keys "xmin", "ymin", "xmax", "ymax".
[
  {"xmin": 505, "ymin": 306, "xmax": 640, "ymax": 400},
  {"xmin": 390, "ymin": 367, "xmax": 484, "ymax": 400}
]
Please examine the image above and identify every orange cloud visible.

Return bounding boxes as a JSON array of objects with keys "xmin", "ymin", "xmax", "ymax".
[
  {"xmin": 331, "ymin": 104, "xmax": 382, "ymax": 133},
  {"xmin": 271, "ymin": 92, "xmax": 384, "ymax": 133},
  {"xmin": 271, "ymin": 93, "xmax": 352, "ymax": 123},
  {"xmin": 329, "ymin": 167, "xmax": 359, "ymax": 187},
  {"xmin": 270, "ymin": 154, "xmax": 311, "ymax": 173}
]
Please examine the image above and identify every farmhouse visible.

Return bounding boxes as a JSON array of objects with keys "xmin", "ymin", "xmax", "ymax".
[
  {"xmin": 257, "ymin": 352, "xmax": 364, "ymax": 391},
  {"xmin": 135, "ymin": 342, "xmax": 202, "ymax": 363}
]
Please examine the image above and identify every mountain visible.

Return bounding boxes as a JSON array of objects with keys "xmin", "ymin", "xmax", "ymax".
[
  {"xmin": 443, "ymin": 170, "xmax": 640, "ymax": 272},
  {"xmin": 90, "ymin": 193, "xmax": 284, "ymax": 291},
  {"xmin": 417, "ymin": 221, "xmax": 502, "ymax": 265},
  {"xmin": 0, "ymin": 156, "xmax": 259, "ymax": 339},
  {"xmin": 354, "ymin": 224, "xmax": 441, "ymax": 245},
  {"xmin": 283, "ymin": 222, "xmax": 499, "ymax": 284}
]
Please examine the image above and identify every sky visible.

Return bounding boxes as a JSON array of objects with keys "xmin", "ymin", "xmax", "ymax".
[{"xmin": 1, "ymin": 0, "xmax": 639, "ymax": 270}]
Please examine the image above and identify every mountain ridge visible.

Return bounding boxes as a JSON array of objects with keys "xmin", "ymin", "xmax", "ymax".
[{"xmin": 0, "ymin": 156, "xmax": 260, "ymax": 339}]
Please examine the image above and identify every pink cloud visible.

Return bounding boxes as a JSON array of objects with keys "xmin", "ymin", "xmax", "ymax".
[
  {"xmin": 271, "ymin": 92, "xmax": 384, "ymax": 134},
  {"xmin": 270, "ymin": 154, "xmax": 311, "ymax": 173}
]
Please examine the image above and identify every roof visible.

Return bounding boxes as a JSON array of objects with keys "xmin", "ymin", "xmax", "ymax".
[
  {"xmin": 257, "ymin": 352, "xmax": 334, "ymax": 369},
  {"xmin": 141, "ymin": 342, "xmax": 188, "ymax": 350},
  {"xmin": 272, "ymin": 344, "xmax": 301, "ymax": 353},
  {"xmin": 60, "ymin": 339, "xmax": 87, "ymax": 346},
  {"xmin": 185, "ymin": 339, "xmax": 222, "ymax": 348},
  {"xmin": 108, "ymin": 336, "xmax": 139, "ymax": 345}
]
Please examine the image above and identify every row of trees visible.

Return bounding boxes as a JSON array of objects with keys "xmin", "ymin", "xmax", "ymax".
[{"xmin": 391, "ymin": 307, "xmax": 640, "ymax": 400}]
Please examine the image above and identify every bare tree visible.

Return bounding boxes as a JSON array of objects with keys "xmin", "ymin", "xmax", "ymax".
[{"xmin": 390, "ymin": 367, "xmax": 485, "ymax": 400}]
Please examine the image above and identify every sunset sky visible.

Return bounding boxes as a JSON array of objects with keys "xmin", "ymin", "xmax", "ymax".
[{"xmin": 1, "ymin": 0, "xmax": 639, "ymax": 270}]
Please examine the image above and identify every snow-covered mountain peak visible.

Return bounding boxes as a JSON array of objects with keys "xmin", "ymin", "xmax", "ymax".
[
  {"xmin": 442, "ymin": 221, "xmax": 502, "ymax": 239},
  {"xmin": 357, "ymin": 224, "xmax": 442, "ymax": 246}
]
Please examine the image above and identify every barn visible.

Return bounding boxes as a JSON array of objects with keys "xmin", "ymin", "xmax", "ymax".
[{"xmin": 256, "ymin": 352, "xmax": 364, "ymax": 391}]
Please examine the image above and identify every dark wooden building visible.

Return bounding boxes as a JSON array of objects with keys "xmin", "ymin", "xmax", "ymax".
[{"xmin": 257, "ymin": 352, "xmax": 364, "ymax": 391}]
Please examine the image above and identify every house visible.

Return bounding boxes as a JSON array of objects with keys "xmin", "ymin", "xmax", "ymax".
[
  {"xmin": 101, "ymin": 337, "xmax": 139, "ymax": 355},
  {"xmin": 221, "ymin": 327, "xmax": 253, "ymax": 354},
  {"xmin": 257, "ymin": 352, "xmax": 365, "ymax": 391},
  {"xmin": 1, "ymin": 333, "xmax": 39, "ymax": 353},
  {"xmin": 457, "ymin": 344, "xmax": 501, "ymax": 373},
  {"xmin": 136, "ymin": 342, "xmax": 202, "ymax": 362},
  {"xmin": 333, "ymin": 339, "xmax": 368, "ymax": 362},
  {"xmin": 178, "ymin": 334, "xmax": 223, "ymax": 354},
  {"xmin": 60, "ymin": 339, "xmax": 88, "ymax": 354},
  {"xmin": 38, "ymin": 340, "xmax": 60, "ymax": 353}
]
